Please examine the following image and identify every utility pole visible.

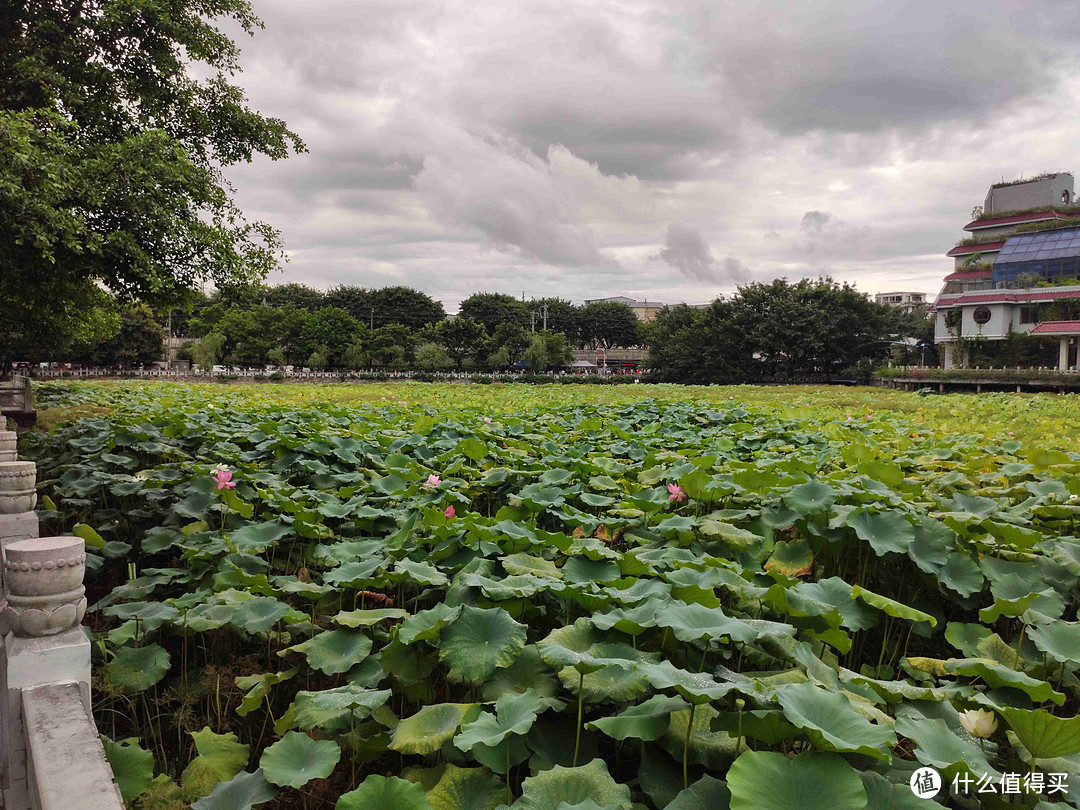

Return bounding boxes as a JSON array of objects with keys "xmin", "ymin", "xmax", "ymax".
[
  {"xmin": 530, "ymin": 310, "xmax": 536, "ymax": 331},
  {"xmin": 370, "ymin": 307, "xmax": 374, "ymax": 330},
  {"xmin": 542, "ymin": 303, "xmax": 548, "ymax": 331}
]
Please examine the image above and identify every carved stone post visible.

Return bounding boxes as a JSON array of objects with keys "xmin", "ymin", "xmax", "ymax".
[
  {"xmin": 1, "ymin": 537, "xmax": 87, "ymax": 637},
  {"xmin": 0, "ymin": 453, "xmax": 40, "ymax": 585},
  {"xmin": 1, "ymin": 537, "xmax": 92, "ymax": 809},
  {"xmin": 0, "ymin": 432, "xmax": 16, "ymax": 463}
]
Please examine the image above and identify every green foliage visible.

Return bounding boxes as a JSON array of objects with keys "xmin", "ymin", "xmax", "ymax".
[
  {"xmin": 25, "ymin": 381, "xmax": 1080, "ymax": 808},
  {"xmin": 0, "ymin": 0, "xmax": 304, "ymax": 369}
]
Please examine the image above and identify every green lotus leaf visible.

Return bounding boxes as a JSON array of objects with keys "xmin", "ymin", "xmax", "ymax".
[
  {"xmin": 424, "ymin": 764, "xmax": 504, "ymax": 810},
  {"xmin": 512, "ymin": 759, "xmax": 631, "ymax": 810},
  {"xmin": 481, "ymin": 646, "xmax": 561, "ymax": 703},
  {"xmin": 793, "ymin": 578, "xmax": 877, "ymax": 631},
  {"xmin": 390, "ymin": 703, "xmax": 480, "ymax": 754},
  {"xmin": 710, "ymin": 710, "xmax": 798, "ymax": 746},
  {"xmin": 557, "ymin": 658, "xmax": 653, "ymax": 704},
  {"xmin": 190, "ymin": 769, "xmax": 277, "ymax": 810},
  {"xmin": 104, "ymin": 644, "xmax": 171, "ymax": 694},
  {"xmin": 945, "ymin": 658, "xmax": 1064, "ymax": 705},
  {"xmin": 439, "ymin": 605, "xmax": 527, "ymax": 682},
  {"xmin": 180, "ymin": 727, "xmax": 250, "ymax": 800},
  {"xmin": 284, "ymin": 629, "xmax": 373, "ymax": 675},
  {"xmin": 858, "ymin": 771, "xmax": 927, "ymax": 809},
  {"xmin": 337, "ymin": 775, "xmax": 432, "ymax": 809},
  {"xmin": 997, "ymin": 707, "xmax": 1080, "ymax": 758},
  {"xmin": 665, "ymin": 774, "xmax": 731, "ymax": 810},
  {"xmin": 1027, "ymin": 621, "xmax": 1080, "ymax": 665},
  {"xmin": 500, "ymin": 553, "xmax": 563, "ymax": 580},
  {"xmin": 234, "ymin": 669, "xmax": 298, "ymax": 717},
  {"xmin": 101, "ymin": 736, "xmax": 154, "ymax": 804},
  {"xmin": 660, "ymin": 705, "xmax": 743, "ymax": 768},
  {"xmin": 774, "ymin": 682, "xmax": 895, "ymax": 760},
  {"xmin": 850, "ymin": 585, "xmax": 936, "ymax": 626},
  {"xmin": 538, "ymin": 619, "xmax": 635, "ymax": 675},
  {"xmin": 656, "ymin": 601, "xmax": 759, "ymax": 644},
  {"xmin": 698, "ymin": 519, "xmax": 762, "ymax": 547},
  {"xmin": 846, "ymin": 509, "xmax": 915, "ymax": 555},
  {"xmin": 103, "ymin": 601, "xmax": 180, "ymax": 632},
  {"xmin": 394, "ymin": 558, "xmax": 449, "ymax": 586},
  {"xmin": 590, "ymin": 597, "xmax": 664, "ymax": 636},
  {"xmin": 399, "ymin": 604, "xmax": 463, "ymax": 645},
  {"xmin": 334, "ymin": 607, "xmax": 409, "ymax": 627},
  {"xmin": 726, "ymin": 751, "xmax": 866, "ymax": 810},
  {"xmin": 641, "ymin": 661, "xmax": 736, "ymax": 704},
  {"xmin": 289, "ymin": 685, "xmax": 392, "ymax": 732},
  {"xmin": 230, "ymin": 521, "xmax": 291, "ymax": 553},
  {"xmin": 894, "ymin": 713, "xmax": 1001, "ymax": 780},
  {"xmin": 978, "ymin": 592, "xmax": 1042, "ymax": 623},
  {"xmin": 259, "ymin": 731, "xmax": 341, "ymax": 788},
  {"xmin": 231, "ymin": 597, "xmax": 290, "ymax": 633},
  {"xmin": 586, "ymin": 695, "xmax": 689, "ymax": 741},
  {"xmin": 454, "ymin": 688, "xmax": 546, "ymax": 752},
  {"xmin": 782, "ymin": 481, "xmax": 835, "ymax": 516}
]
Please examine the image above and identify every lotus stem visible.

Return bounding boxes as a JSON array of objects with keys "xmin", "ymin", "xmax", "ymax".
[
  {"xmin": 574, "ymin": 670, "xmax": 584, "ymax": 766},
  {"xmin": 683, "ymin": 702, "xmax": 696, "ymax": 790},
  {"xmin": 506, "ymin": 740, "xmax": 511, "ymax": 804}
]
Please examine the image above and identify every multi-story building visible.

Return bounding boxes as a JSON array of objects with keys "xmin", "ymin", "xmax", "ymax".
[
  {"xmin": 874, "ymin": 291, "xmax": 927, "ymax": 314},
  {"xmin": 933, "ymin": 173, "xmax": 1080, "ymax": 369}
]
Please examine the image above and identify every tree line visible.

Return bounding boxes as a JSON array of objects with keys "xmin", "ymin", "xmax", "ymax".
[{"xmin": 17, "ymin": 277, "xmax": 932, "ymax": 382}]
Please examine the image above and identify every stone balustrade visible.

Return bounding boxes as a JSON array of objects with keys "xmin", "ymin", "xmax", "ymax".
[{"xmin": 0, "ymin": 431, "xmax": 123, "ymax": 809}]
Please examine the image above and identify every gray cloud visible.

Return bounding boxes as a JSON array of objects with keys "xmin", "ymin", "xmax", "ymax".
[{"xmin": 211, "ymin": 0, "xmax": 1080, "ymax": 308}]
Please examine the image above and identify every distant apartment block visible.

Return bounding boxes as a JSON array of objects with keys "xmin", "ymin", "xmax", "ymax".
[{"xmin": 874, "ymin": 291, "xmax": 926, "ymax": 314}]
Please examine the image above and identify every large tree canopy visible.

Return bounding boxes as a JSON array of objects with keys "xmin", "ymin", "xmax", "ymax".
[{"xmin": 0, "ymin": 0, "xmax": 304, "ymax": 369}]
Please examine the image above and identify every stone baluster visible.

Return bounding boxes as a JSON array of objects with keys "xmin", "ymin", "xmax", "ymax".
[
  {"xmin": 0, "ymin": 440, "xmax": 40, "ymax": 583},
  {"xmin": 1, "ymin": 537, "xmax": 99, "ymax": 809},
  {"xmin": 1, "ymin": 537, "xmax": 87, "ymax": 638},
  {"xmin": 0, "ymin": 431, "xmax": 16, "ymax": 463}
]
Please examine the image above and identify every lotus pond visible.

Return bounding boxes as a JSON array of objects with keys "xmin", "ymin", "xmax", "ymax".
[{"xmin": 20, "ymin": 381, "xmax": 1080, "ymax": 809}]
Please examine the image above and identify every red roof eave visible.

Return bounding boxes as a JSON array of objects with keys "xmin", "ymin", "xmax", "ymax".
[
  {"xmin": 935, "ymin": 288, "xmax": 1080, "ymax": 307},
  {"xmin": 963, "ymin": 211, "xmax": 1064, "ymax": 231},
  {"xmin": 943, "ymin": 269, "xmax": 993, "ymax": 281},
  {"xmin": 946, "ymin": 241, "xmax": 1004, "ymax": 257},
  {"xmin": 1030, "ymin": 320, "xmax": 1080, "ymax": 335}
]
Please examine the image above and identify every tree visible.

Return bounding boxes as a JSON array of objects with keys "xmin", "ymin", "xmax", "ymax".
[
  {"xmin": 522, "ymin": 334, "xmax": 548, "ymax": 371},
  {"xmin": 529, "ymin": 298, "xmax": 580, "ymax": 343},
  {"xmin": 90, "ymin": 305, "xmax": 166, "ymax": 367},
  {"xmin": 414, "ymin": 342, "xmax": 452, "ymax": 371},
  {"xmin": 540, "ymin": 331, "xmax": 574, "ymax": 367},
  {"xmin": 368, "ymin": 324, "xmax": 414, "ymax": 369},
  {"xmin": 489, "ymin": 322, "xmax": 531, "ymax": 364},
  {"xmin": 0, "ymin": 0, "xmax": 304, "ymax": 372},
  {"xmin": 458, "ymin": 293, "xmax": 530, "ymax": 333},
  {"xmin": 263, "ymin": 283, "xmax": 325, "ymax": 311},
  {"xmin": 298, "ymin": 308, "xmax": 363, "ymax": 367},
  {"xmin": 323, "ymin": 286, "xmax": 373, "ymax": 323},
  {"xmin": 579, "ymin": 302, "xmax": 642, "ymax": 349},
  {"xmin": 192, "ymin": 333, "xmax": 226, "ymax": 372},
  {"xmin": 433, "ymin": 318, "xmax": 485, "ymax": 370},
  {"xmin": 369, "ymin": 287, "xmax": 445, "ymax": 329}
]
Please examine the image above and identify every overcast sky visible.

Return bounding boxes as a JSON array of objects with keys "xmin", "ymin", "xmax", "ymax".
[{"xmin": 221, "ymin": 0, "xmax": 1080, "ymax": 311}]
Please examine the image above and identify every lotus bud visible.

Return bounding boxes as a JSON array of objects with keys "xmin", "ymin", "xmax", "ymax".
[{"xmin": 958, "ymin": 709, "xmax": 997, "ymax": 739}]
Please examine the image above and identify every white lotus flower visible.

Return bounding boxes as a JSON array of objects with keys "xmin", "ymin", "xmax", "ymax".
[{"xmin": 958, "ymin": 709, "xmax": 998, "ymax": 739}]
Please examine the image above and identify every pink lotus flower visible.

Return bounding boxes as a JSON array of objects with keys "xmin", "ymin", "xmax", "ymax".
[
  {"xmin": 483, "ymin": 416, "xmax": 492, "ymax": 423},
  {"xmin": 444, "ymin": 505, "xmax": 455, "ymax": 518},
  {"xmin": 424, "ymin": 474, "xmax": 441, "ymax": 489},
  {"xmin": 667, "ymin": 483, "xmax": 686, "ymax": 502},
  {"xmin": 212, "ymin": 467, "xmax": 236, "ymax": 490}
]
